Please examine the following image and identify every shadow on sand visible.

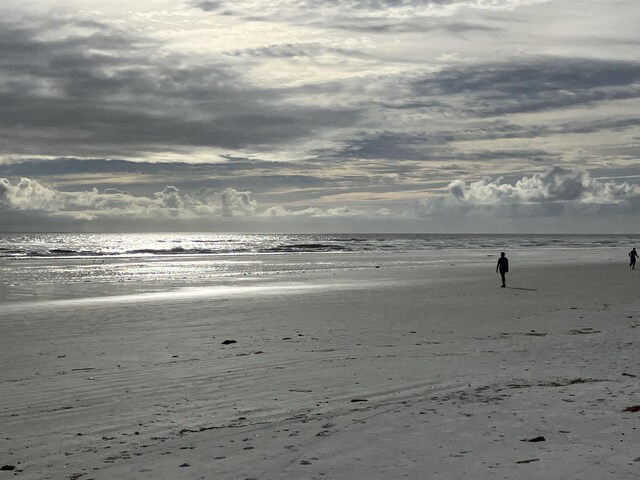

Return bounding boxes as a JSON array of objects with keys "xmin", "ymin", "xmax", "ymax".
[{"xmin": 506, "ymin": 286, "xmax": 538, "ymax": 292}]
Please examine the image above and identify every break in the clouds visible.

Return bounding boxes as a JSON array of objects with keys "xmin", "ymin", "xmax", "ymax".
[{"xmin": 1, "ymin": 0, "xmax": 640, "ymax": 232}]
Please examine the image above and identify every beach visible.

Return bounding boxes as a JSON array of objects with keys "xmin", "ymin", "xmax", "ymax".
[{"xmin": 1, "ymin": 249, "xmax": 639, "ymax": 479}]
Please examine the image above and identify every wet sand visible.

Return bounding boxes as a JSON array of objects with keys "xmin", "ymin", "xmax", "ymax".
[{"xmin": 1, "ymin": 252, "xmax": 638, "ymax": 479}]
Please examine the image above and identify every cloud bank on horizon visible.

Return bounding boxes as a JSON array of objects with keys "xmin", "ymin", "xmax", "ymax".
[
  {"xmin": 3, "ymin": 166, "xmax": 639, "ymax": 232},
  {"xmin": 1, "ymin": 0, "xmax": 639, "ymax": 232}
]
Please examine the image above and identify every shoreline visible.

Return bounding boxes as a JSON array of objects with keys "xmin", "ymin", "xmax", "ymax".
[{"xmin": 0, "ymin": 246, "xmax": 632, "ymax": 304}]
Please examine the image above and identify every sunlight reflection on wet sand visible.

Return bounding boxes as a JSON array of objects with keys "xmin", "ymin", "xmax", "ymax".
[{"xmin": 1, "ymin": 277, "xmax": 401, "ymax": 314}]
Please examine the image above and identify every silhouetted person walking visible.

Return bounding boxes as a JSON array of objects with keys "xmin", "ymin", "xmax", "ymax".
[
  {"xmin": 496, "ymin": 252, "xmax": 508, "ymax": 287},
  {"xmin": 629, "ymin": 248, "xmax": 638, "ymax": 270}
]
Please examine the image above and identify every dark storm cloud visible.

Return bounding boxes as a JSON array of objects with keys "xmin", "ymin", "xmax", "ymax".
[
  {"xmin": 0, "ymin": 17, "xmax": 360, "ymax": 158},
  {"xmin": 411, "ymin": 57, "xmax": 640, "ymax": 117}
]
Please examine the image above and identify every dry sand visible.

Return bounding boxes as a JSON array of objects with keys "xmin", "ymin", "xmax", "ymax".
[{"xmin": 1, "ymin": 251, "xmax": 639, "ymax": 479}]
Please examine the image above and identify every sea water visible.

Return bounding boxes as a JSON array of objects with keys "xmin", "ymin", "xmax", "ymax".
[
  {"xmin": 2, "ymin": 232, "xmax": 637, "ymax": 258},
  {"xmin": 1, "ymin": 233, "xmax": 637, "ymax": 303}
]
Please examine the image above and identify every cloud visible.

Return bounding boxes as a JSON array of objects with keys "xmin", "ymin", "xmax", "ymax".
[
  {"xmin": 2, "ymin": 169, "xmax": 639, "ymax": 233},
  {"xmin": 410, "ymin": 57, "xmax": 640, "ymax": 117},
  {"xmin": 262, "ymin": 205, "xmax": 363, "ymax": 217},
  {"xmin": 0, "ymin": 176, "xmax": 378, "ymax": 232},
  {"xmin": 0, "ymin": 14, "xmax": 360, "ymax": 159},
  {"xmin": 189, "ymin": 0, "xmax": 542, "ymax": 38},
  {"xmin": 0, "ymin": 175, "xmax": 367, "ymax": 225},
  {"xmin": 458, "ymin": 166, "xmax": 636, "ymax": 204},
  {"xmin": 155, "ymin": 186, "xmax": 184, "ymax": 211},
  {"xmin": 331, "ymin": 130, "xmax": 558, "ymax": 162},
  {"xmin": 414, "ymin": 166, "xmax": 640, "ymax": 218},
  {"xmin": 2, "ymin": 1, "xmax": 640, "ymax": 235},
  {"xmin": 192, "ymin": 0, "xmax": 546, "ymax": 18},
  {"xmin": 0, "ymin": 177, "xmax": 257, "ymax": 221},
  {"xmin": 0, "ymin": 177, "xmax": 60, "ymax": 210},
  {"xmin": 192, "ymin": 1, "xmax": 223, "ymax": 11},
  {"xmin": 187, "ymin": 187, "xmax": 257, "ymax": 216}
]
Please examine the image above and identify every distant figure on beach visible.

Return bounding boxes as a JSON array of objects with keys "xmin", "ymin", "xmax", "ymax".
[
  {"xmin": 496, "ymin": 252, "xmax": 509, "ymax": 288},
  {"xmin": 629, "ymin": 248, "xmax": 638, "ymax": 270}
]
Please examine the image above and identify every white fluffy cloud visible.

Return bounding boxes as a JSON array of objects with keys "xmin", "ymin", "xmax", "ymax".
[
  {"xmin": 186, "ymin": 187, "xmax": 257, "ymax": 217},
  {"xmin": 450, "ymin": 166, "xmax": 636, "ymax": 204},
  {"xmin": 262, "ymin": 205, "xmax": 364, "ymax": 217},
  {"xmin": 0, "ymin": 177, "xmax": 368, "ymax": 228},
  {"xmin": 0, "ymin": 177, "xmax": 257, "ymax": 221},
  {"xmin": 2, "ymin": 168, "xmax": 639, "ymax": 232},
  {"xmin": 415, "ymin": 166, "xmax": 640, "ymax": 217}
]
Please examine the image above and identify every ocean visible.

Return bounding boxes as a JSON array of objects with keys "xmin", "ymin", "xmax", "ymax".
[
  {"xmin": 1, "ymin": 232, "xmax": 637, "ymax": 258},
  {"xmin": 1, "ymin": 233, "xmax": 637, "ymax": 304}
]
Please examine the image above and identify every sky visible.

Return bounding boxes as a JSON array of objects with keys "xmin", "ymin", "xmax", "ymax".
[{"xmin": 1, "ymin": 0, "xmax": 640, "ymax": 233}]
